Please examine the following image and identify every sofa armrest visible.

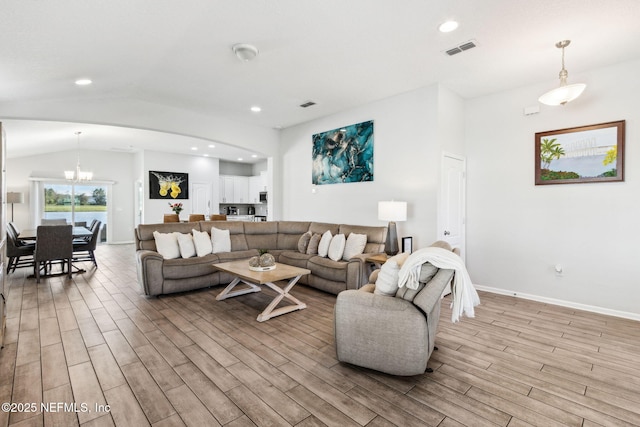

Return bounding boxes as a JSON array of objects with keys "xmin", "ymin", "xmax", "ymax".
[{"xmin": 136, "ymin": 250, "xmax": 165, "ymax": 296}]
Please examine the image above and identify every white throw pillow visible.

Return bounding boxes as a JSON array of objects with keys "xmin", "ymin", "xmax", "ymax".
[
  {"xmin": 211, "ymin": 227, "xmax": 231, "ymax": 253},
  {"xmin": 342, "ymin": 233, "xmax": 367, "ymax": 260},
  {"xmin": 192, "ymin": 229, "xmax": 213, "ymax": 257},
  {"xmin": 374, "ymin": 259, "xmax": 400, "ymax": 296},
  {"xmin": 177, "ymin": 233, "xmax": 196, "ymax": 258},
  {"xmin": 328, "ymin": 233, "xmax": 346, "ymax": 262},
  {"xmin": 317, "ymin": 230, "xmax": 332, "ymax": 257},
  {"xmin": 153, "ymin": 231, "xmax": 181, "ymax": 259}
]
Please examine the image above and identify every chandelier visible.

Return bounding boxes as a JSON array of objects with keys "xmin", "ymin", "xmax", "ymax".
[
  {"xmin": 65, "ymin": 131, "xmax": 93, "ymax": 181},
  {"xmin": 538, "ymin": 40, "xmax": 586, "ymax": 106}
]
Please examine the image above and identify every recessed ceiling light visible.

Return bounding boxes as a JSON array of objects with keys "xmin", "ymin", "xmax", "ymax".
[
  {"xmin": 208, "ymin": 144, "xmax": 215, "ymax": 148},
  {"xmin": 438, "ymin": 20, "xmax": 459, "ymax": 33},
  {"xmin": 203, "ymin": 154, "xmax": 209, "ymax": 157},
  {"xmin": 250, "ymin": 106, "xmax": 262, "ymax": 113},
  {"xmin": 191, "ymin": 147, "xmax": 198, "ymax": 151},
  {"xmin": 251, "ymin": 154, "xmax": 258, "ymax": 158},
  {"xmin": 75, "ymin": 79, "xmax": 92, "ymax": 86},
  {"xmin": 238, "ymin": 157, "xmax": 244, "ymax": 161}
]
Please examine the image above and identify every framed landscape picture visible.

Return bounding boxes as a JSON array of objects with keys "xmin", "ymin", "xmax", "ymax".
[{"xmin": 535, "ymin": 120, "xmax": 625, "ymax": 185}]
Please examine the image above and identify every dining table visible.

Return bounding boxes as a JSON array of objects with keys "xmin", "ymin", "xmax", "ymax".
[{"xmin": 19, "ymin": 226, "xmax": 92, "ymax": 241}]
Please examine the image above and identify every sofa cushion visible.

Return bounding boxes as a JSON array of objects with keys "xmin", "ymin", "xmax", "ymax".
[
  {"xmin": 211, "ymin": 227, "xmax": 231, "ymax": 253},
  {"xmin": 177, "ymin": 233, "xmax": 196, "ymax": 258},
  {"xmin": 153, "ymin": 231, "xmax": 181, "ymax": 259},
  {"xmin": 215, "ymin": 249, "xmax": 260, "ymax": 263},
  {"xmin": 279, "ymin": 250, "xmax": 314, "ymax": 269},
  {"xmin": 199, "ymin": 221, "xmax": 248, "ymax": 251},
  {"xmin": 374, "ymin": 252, "xmax": 410, "ymax": 296},
  {"xmin": 298, "ymin": 231, "xmax": 312, "ymax": 253},
  {"xmin": 277, "ymin": 221, "xmax": 311, "ymax": 250},
  {"xmin": 244, "ymin": 221, "xmax": 278, "ymax": 251},
  {"xmin": 318, "ymin": 230, "xmax": 332, "ymax": 257},
  {"xmin": 137, "ymin": 222, "xmax": 196, "ymax": 251},
  {"xmin": 307, "ymin": 255, "xmax": 348, "ymax": 282},
  {"xmin": 339, "ymin": 224, "xmax": 387, "ymax": 254},
  {"xmin": 306, "ymin": 233, "xmax": 321, "ymax": 255},
  {"xmin": 163, "ymin": 254, "xmax": 218, "ymax": 279},
  {"xmin": 328, "ymin": 234, "xmax": 346, "ymax": 261},
  {"xmin": 343, "ymin": 233, "xmax": 367, "ymax": 260},
  {"xmin": 192, "ymin": 229, "xmax": 213, "ymax": 257}
]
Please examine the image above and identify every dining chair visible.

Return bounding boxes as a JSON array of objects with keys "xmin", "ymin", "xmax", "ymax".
[
  {"xmin": 6, "ymin": 223, "xmax": 35, "ymax": 273},
  {"xmin": 41, "ymin": 218, "xmax": 68, "ymax": 225},
  {"xmin": 188, "ymin": 214, "xmax": 205, "ymax": 222},
  {"xmin": 73, "ymin": 221, "xmax": 101, "ymax": 268},
  {"xmin": 163, "ymin": 214, "xmax": 180, "ymax": 223},
  {"xmin": 34, "ymin": 225, "xmax": 73, "ymax": 283},
  {"xmin": 209, "ymin": 214, "xmax": 227, "ymax": 221}
]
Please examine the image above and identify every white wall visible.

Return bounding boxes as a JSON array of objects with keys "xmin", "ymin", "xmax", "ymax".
[
  {"xmin": 465, "ymin": 59, "xmax": 640, "ymax": 317},
  {"xmin": 279, "ymin": 84, "xmax": 464, "ymax": 250},
  {"xmin": 142, "ymin": 150, "xmax": 220, "ymax": 223},
  {"xmin": 6, "ymin": 149, "xmax": 135, "ymax": 243}
]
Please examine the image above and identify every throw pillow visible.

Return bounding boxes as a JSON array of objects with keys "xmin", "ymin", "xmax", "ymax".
[
  {"xmin": 177, "ymin": 233, "xmax": 196, "ymax": 258},
  {"xmin": 211, "ymin": 227, "xmax": 231, "ymax": 253},
  {"xmin": 192, "ymin": 229, "xmax": 213, "ymax": 257},
  {"xmin": 342, "ymin": 233, "xmax": 367, "ymax": 261},
  {"xmin": 153, "ymin": 231, "xmax": 181, "ymax": 259},
  {"xmin": 328, "ymin": 233, "xmax": 346, "ymax": 262},
  {"xmin": 306, "ymin": 233, "xmax": 321, "ymax": 255},
  {"xmin": 317, "ymin": 230, "xmax": 332, "ymax": 257},
  {"xmin": 297, "ymin": 231, "xmax": 312, "ymax": 254},
  {"xmin": 374, "ymin": 259, "xmax": 400, "ymax": 296}
]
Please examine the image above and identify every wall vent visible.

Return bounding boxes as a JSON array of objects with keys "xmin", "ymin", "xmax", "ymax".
[
  {"xmin": 300, "ymin": 101, "xmax": 316, "ymax": 108},
  {"xmin": 445, "ymin": 40, "xmax": 477, "ymax": 56}
]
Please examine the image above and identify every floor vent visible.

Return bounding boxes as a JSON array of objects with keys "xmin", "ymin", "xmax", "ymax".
[
  {"xmin": 445, "ymin": 40, "xmax": 477, "ymax": 56},
  {"xmin": 300, "ymin": 101, "xmax": 316, "ymax": 108}
]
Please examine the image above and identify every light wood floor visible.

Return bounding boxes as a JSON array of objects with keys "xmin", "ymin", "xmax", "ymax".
[{"xmin": 2, "ymin": 244, "xmax": 639, "ymax": 427}]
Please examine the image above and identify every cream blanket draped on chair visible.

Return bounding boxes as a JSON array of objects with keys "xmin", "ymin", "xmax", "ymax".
[{"xmin": 398, "ymin": 247, "xmax": 480, "ymax": 322}]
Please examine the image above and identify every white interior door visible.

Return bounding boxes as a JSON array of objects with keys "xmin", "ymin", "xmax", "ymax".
[
  {"xmin": 191, "ymin": 182, "xmax": 211, "ymax": 216},
  {"xmin": 439, "ymin": 153, "xmax": 466, "ymax": 260}
]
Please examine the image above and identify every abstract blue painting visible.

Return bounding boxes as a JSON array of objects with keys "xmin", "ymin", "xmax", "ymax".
[{"xmin": 312, "ymin": 120, "xmax": 374, "ymax": 185}]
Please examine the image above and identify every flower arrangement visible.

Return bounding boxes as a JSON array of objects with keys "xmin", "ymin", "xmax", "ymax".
[{"xmin": 169, "ymin": 202, "xmax": 183, "ymax": 215}]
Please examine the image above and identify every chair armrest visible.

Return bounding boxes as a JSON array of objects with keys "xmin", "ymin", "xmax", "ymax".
[{"xmin": 136, "ymin": 250, "xmax": 165, "ymax": 296}]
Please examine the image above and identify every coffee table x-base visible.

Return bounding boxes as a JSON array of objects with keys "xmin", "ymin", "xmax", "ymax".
[{"xmin": 214, "ymin": 260, "xmax": 311, "ymax": 322}]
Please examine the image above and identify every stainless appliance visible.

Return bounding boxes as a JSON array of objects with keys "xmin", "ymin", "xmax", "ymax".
[
  {"xmin": 228, "ymin": 206, "xmax": 238, "ymax": 215},
  {"xmin": 259, "ymin": 192, "xmax": 267, "ymax": 203},
  {"xmin": 254, "ymin": 216, "xmax": 267, "ymax": 222},
  {"xmin": 247, "ymin": 206, "xmax": 255, "ymax": 215}
]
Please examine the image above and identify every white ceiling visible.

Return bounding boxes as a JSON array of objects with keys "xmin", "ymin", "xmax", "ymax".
[{"xmin": 2, "ymin": 0, "xmax": 640, "ymax": 160}]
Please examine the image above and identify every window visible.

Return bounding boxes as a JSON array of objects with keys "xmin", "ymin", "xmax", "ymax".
[{"xmin": 43, "ymin": 182, "xmax": 108, "ymax": 241}]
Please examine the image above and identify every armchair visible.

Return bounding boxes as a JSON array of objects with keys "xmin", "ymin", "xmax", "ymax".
[{"xmin": 334, "ymin": 246, "xmax": 455, "ymax": 376}]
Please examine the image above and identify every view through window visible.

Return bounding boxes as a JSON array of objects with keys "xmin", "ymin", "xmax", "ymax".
[{"xmin": 43, "ymin": 183, "xmax": 107, "ymax": 241}]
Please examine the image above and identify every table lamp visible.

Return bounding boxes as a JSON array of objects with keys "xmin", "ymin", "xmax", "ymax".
[
  {"xmin": 7, "ymin": 192, "xmax": 24, "ymax": 222},
  {"xmin": 378, "ymin": 201, "xmax": 407, "ymax": 256}
]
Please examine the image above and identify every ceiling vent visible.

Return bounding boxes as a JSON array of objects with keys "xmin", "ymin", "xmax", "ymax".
[
  {"xmin": 300, "ymin": 101, "xmax": 316, "ymax": 108},
  {"xmin": 445, "ymin": 40, "xmax": 477, "ymax": 56}
]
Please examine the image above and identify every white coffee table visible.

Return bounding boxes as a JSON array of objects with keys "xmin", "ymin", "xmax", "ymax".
[{"xmin": 213, "ymin": 260, "xmax": 311, "ymax": 322}]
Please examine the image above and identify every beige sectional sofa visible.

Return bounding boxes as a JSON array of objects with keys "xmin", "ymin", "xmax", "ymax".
[{"xmin": 135, "ymin": 220, "xmax": 387, "ymax": 296}]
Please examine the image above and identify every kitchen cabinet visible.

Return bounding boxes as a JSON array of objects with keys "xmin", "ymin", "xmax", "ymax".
[
  {"xmin": 220, "ymin": 175, "xmax": 249, "ymax": 204},
  {"xmin": 249, "ymin": 172, "xmax": 268, "ymax": 204}
]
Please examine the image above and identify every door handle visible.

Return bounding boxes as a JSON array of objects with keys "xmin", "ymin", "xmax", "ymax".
[{"xmin": 444, "ymin": 230, "xmax": 450, "ymax": 236}]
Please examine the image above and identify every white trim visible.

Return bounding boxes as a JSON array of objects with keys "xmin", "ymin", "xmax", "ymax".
[
  {"xmin": 29, "ymin": 176, "xmax": 116, "ymax": 185},
  {"xmin": 474, "ymin": 284, "xmax": 640, "ymax": 321}
]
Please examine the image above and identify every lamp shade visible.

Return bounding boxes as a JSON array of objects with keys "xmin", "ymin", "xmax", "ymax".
[
  {"xmin": 378, "ymin": 201, "xmax": 407, "ymax": 222},
  {"xmin": 538, "ymin": 83, "xmax": 587, "ymax": 106},
  {"xmin": 7, "ymin": 192, "xmax": 24, "ymax": 204}
]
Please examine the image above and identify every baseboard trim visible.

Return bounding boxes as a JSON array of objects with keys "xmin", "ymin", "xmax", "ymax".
[{"xmin": 474, "ymin": 285, "xmax": 640, "ymax": 322}]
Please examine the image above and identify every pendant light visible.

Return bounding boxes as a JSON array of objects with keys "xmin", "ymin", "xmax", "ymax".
[
  {"xmin": 65, "ymin": 131, "xmax": 93, "ymax": 181},
  {"xmin": 538, "ymin": 40, "xmax": 586, "ymax": 106}
]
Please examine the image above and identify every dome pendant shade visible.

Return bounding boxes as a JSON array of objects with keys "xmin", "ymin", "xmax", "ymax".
[
  {"xmin": 538, "ymin": 40, "xmax": 586, "ymax": 106},
  {"xmin": 538, "ymin": 82, "xmax": 587, "ymax": 106}
]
